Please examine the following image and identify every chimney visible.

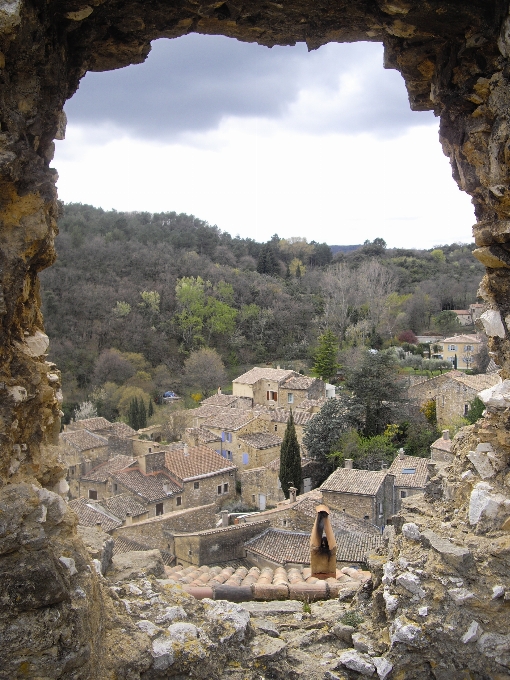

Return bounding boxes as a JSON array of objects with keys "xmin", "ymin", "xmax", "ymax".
[
  {"xmin": 221, "ymin": 510, "xmax": 229, "ymax": 527},
  {"xmin": 194, "ymin": 435, "xmax": 199, "ymax": 447},
  {"xmin": 442, "ymin": 429, "xmax": 450, "ymax": 441},
  {"xmin": 95, "ymin": 519, "xmax": 102, "ymax": 532},
  {"xmin": 163, "ymin": 483, "xmax": 171, "ymax": 495},
  {"xmin": 381, "ymin": 462, "xmax": 388, "ymax": 470},
  {"xmin": 289, "ymin": 486, "xmax": 297, "ymax": 503},
  {"xmin": 217, "ymin": 386, "xmax": 222, "ymax": 394},
  {"xmin": 137, "ymin": 454, "xmax": 146, "ymax": 474},
  {"xmin": 398, "ymin": 448, "xmax": 405, "ymax": 460},
  {"xmin": 277, "ymin": 365, "xmax": 281, "ymax": 369},
  {"xmin": 183, "ymin": 444, "xmax": 189, "ymax": 457},
  {"xmin": 124, "ymin": 512, "xmax": 132, "ymax": 526},
  {"xmin": 344, "ymin": 459, "xmax": 353, "ymax": 469}
]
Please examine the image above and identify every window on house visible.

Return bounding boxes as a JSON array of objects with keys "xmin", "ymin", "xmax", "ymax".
[
  {"xmin": 113, "ymin": 483, "xmax": 118, "ymax": 492},
  {"xmin": 448, "ymin": 345, "xmax": 457, "ymax": 351},
  {"xmin": 364, "ymin": 515, "xmax": 370, "ymax": 520},
  {"xmin": 252, "ymin": 494, "xmax": 256, "ymax": 503},
  {"xmin": 379, "ymin": 502, "xmax": 383, "ymax": 513},
  {"xmin": 274, "ymin": 424, "xmax": 278, "ymax": 432},
  {"xmin": 176, "ymin": 496, "xmax": 182, "ymax": 506},
  {"xmin": 266, "ymin": 391, "xmax": 277, "ymax": 401},
  {"xmin": 464, "ymin": 404, "xmax": 469, "ymax": 416},
  {"xmin": 70, "ymin": 466, "xmax": 75, "ymax": 476},
  {"xmin": 148, "ymin": 447, "xmax": 152, "ymax": 453},
  {"xmin": 242, "ymin": 453, "xmax": 249, "ymax": 465},
  {"xmin": 465, "ymin": 345, "xmax": 473, "ymax": 352},
  {"xmin": 80, "ymin": 463, "xmax": 86, "ymax": 476},
  {"xmin": 401, "ymin": 490, "xmax": 407, "ymax": 499},
  {"xmin": 227, "ymin": 432, "xmax": 232, "ymax": 443},
  {"xmin": 287, "ymin": 393, "xmax": 294, "ymax": 404},
  {"xmin": 88, "ymin": 489, "xmax": 97, "ymax": 500},
  {"xmin": 223, "ymin": 483, "xmax": 229, "ymax": 494},
  {"xmin": 226, "ymin": 450, "xmax": 233, "ymax": 460},
  {"xmin": 282, "ymin": 519, "xmax": 287, "ymax": 527},
  {"xmin": 156, "ymin": 503, "xmax": 164, "ymax": 516},
  {"xmin": 188, "ymin": 549, "xmax": 192, "ymax": 556},
  {"xmin": 194, "ymin": 481, "xmax": 200, "ymax": 490},
  {"xmin": 217, "ymin": 485, "xmax": 222, "ymax": 495}
]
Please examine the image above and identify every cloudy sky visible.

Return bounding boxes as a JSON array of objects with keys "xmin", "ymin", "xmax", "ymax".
[{"xmin": 55, "ymin": 35, "xmax": 475, "ymax": 249}]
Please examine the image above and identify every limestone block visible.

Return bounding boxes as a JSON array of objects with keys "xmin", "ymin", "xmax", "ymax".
[
  {"xmin": 77, "ymin": 525, "xmax": 114, "ymax": 575},
  {"xmin": 337, "ymin": 649, "xmax": 375, "ymax": 676},
  {"xmin": 492, "ymin": 585, "xmax": 505, "ymax": 599},
  {"xmin": 152, "ymin": 636, "xmax": 175, "ymax": 671},
  {"xmin": 469, "ymin": 482, "xmax": 509, "ymax": 525},
  {"xmin": 137, "ymin": 619, "xmax": 160, "ymax": 637},
  {"xmin": 396, "ymin": 572, "xmax": 426, "ymax": 598},
  {"xmin": 382, "ymin": 561, "xmax": 395, "ymax": 585},
  {"xmin": 331, "ymin": 623, "xmax": 355, "ymax": 644},
  {"xmin": 373, "ymin": 656, "xmax": 393, "ymax": 680},
  {"xmin": 352, "ymin": 632, "xmax": 374, "ymax": 654},
  {"xmin": 59, "ymin": 556, "xmax": 78, "ymax": 576},
  {"xmin": 420, "ymin": 529, "xmax": 473, "ymax": 572},
  {"xmin": 402, "ymin": 522, "xmax": 421, "ymax": 540},
  {"xmin": 479, "ymin": 310, "xmax": 506, "ymax": 337},
  {"xmin": 155, "ymin": 606, "xmax": 187, "ymax": 624},
  {"xmin": 462, "ymin": 620, "xmax": 483, "ymax": 643},
  {"xmin": 383, "ymin": 588, "xmax": 399, "ymax": 613},
  {"xmin": 448, "ymin": 587, "xmax": 474, "ymax": 604},
  {"xmin": 18, "ymin": 330, "xmax": 49, "ymax": 357},
  {"xmin": 468, "ymin": 450, "xmax": 495, "ymax": 479},
  {"xmin": 477, "ymin": 632, "xmax": 510, "ymax": 669},
  {"xmin": 418, "ymin": 606, "xmax": 428, "ymax": 616},
  {"xmin": 390, "ymin": 617, "xmax": 423, "ymax": 647},
  {"xmin": 251, "ymin": 618, "xmax": 280, "ymax": 638},
  {"xmin": 479, "ymin": 380, "xmax": 510, "ymax": 409},
  {"xmin": 108, "ymin": 550, "xmax": 165, "ymax": 581},
  {"xmin": 201, "ymin": 599, "xmax": 250, "ymax": 642},
  {"xmin": 249, "ymin": 633, "xmax": 286, "ymax": 660}
]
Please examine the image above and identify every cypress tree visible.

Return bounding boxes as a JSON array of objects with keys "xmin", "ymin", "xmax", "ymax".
[
  {"xmin": 128, "ymin": 397, "xmax": 140, "ymax": 430},
  {"xmin": 139, "ymin": 398, "xmax": 147, "ymax": 429},
  {"xmin": 279, "ymin": 410, "xmax": 302, "ymax": 499},
  {"xmin": 148, "ymin": 398, "xmax": 154, "ymax": 418}
]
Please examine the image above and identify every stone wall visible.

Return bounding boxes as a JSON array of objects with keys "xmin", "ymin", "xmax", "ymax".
[
  {"xmin": 322, "ymin": 475, "xmax": 395, "ymax": 529},
  {"xmin": 240, "ymin": 466, "xmax": 284, "ymax": 508}
]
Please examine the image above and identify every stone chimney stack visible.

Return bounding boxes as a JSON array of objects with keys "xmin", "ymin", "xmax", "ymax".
[
  {"xmin": 137, "ymin": 454, "xmax": 146, "ymax": 474},
  {"xmin": 344, "ymin": 459, "xmax": 353, "ymax": 469},
  {"xmin": 124, "ymin": 512, "xmax": 132, "ymax": 526},
  {"xmin": 221, "ymin": 510, "xmax": 229, "ymax": 527},
  {"xmin": 442, "ymin": 429, "xmax": 450, "ymax": 440},
  {"xmin": 398, "ymin": 448, "xmax": 405, "ymax": 460},
  {"xmin": 183, "ymin": 444, "xmax": 189, "ymax": 457},
  {"xmin": 217, "ymin": 386, "xmax": 222, "ymax": 394},
  {"xmin": 289, "ymin": 486, "xmax": 297, "ymax": 503}
]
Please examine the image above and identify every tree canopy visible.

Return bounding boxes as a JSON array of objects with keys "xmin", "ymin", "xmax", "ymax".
[{"xmin": 279, "ymin": 410, "xmax": 302, "ymax": 499}]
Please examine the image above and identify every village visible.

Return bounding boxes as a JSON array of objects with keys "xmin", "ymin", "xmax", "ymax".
[{"xmin": 60, "ymin": 328, "xmax": 500, "ymax": 575}]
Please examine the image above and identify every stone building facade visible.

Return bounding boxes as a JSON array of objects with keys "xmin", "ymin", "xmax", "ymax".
[{"xmin": 387, "ymin": 452, "xmax": 429, "ymax": 513}]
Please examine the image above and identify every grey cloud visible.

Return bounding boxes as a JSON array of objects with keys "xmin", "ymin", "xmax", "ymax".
[{"xmin": 65, "ymin": 35, "xmax": 434, "ymax": 140}]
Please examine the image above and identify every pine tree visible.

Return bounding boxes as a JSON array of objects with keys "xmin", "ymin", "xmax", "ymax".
[
  {"xmin": 312, "ymin": 330, "xmax": 339, "ymax": 382},
  {"xmin": 139, "ymin": 398, "xmax": 147, "ymax": 429},
  {"xmin": 148, "ymin": 398, "xmax": 154, "ymax": 418},
  {"xmin": 279, "ymin": 410, "xmax": 302, "ymax": 499}
]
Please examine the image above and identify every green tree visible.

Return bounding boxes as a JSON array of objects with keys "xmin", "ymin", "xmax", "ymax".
[
  {"xmin": 139, "ymin": 398, "xmax": 147, "ymax": 429},
  {"xmin": 465, "ymin": 396, "xmax": 485, "ymax": 424},
  {"xmin": 312, "ymin": 330, "xmax": 339, "ymax": 382},
  {"xmin": 434, "ymin": 310, "xmax": 461, "ymax": 334},
  {"xmin": 148, "ymin": 399, "xmax": 154, "ymax": 418},
  {"xmin": 346, "ymin": 350, "xmax": 405, "ymax": 436},
  {"xmin": 279, "ymin": 410, "xmax": 302, "ymax": 498},
  {"xmin": 128, "ymin": 397, "xmax": 140, "ymax": 430},
  {"xmin": 330, "ymin": 430, "xmax": 396, "ymax": 470}
]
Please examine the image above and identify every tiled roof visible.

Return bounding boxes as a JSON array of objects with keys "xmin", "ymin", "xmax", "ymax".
[
  {"xmin": 281, "ymin": 375, "xmax": 316, "ymax": 390},
  {"xmin": 71, "ymin": 417, "xmax": 112, "ymax": 431},
  {"xmin": 321, "ymin": 468, "xmax": 387, "ymax": 496},
  {"xmin": 452, "ymin": 372, "xmax": 500, "ymax": 392},
  {"xmin": 441, "ymin": 334, "xmax": 481, "ymax": 344},
  {"xmin": 238, "ymin": 432, "xmax": 282, "ymax": 449},
  {"xmin": 451, "ymin": 309, "xmax": 470, "ymax": 315},
  {"xmin": 185, "ymin": 427, "xmax": 221, "ymax": 443},
  {"xmin": 68, "ymin": 497, "xmax": 122, "ymax": 532},
  {"xmin": 61, "ymin": 429, "xmax": 108, "ymax": 452},
  {"xmin": 244, "ymin": 528, "xmax": 383, "ymax": 565},
  {"xmin": 296, "ymin": 398, "xmax": 326, "ymax": 411},
  {"xmin": 202, "ymin": 408, "xmax": 259, "ymax": 431},
  {"xmin": 191, "ymin": 404, "xmax": 226, "ymax": 419},
  {"xmin": 164, "ymin": 444, "xmax": 236, "ymax": 481},
  {"xmin": 201, "ymin": 394, "xmax": 239, "ymax": 407},
  {"xmin": 102, "ymin": 493, "xmax": 147, "ymax": 519},
  {"xmin": 486, "ymin": 359, "xmax": 500, "ymax": 374},
  {"xmin": 430, "ymin": 437, "xmax": 453, "ymax": 453},
  {"xmin": 266, "ymin": 457, "xmax": 281, "ymax": 471},
  {"xmin": 81, "ymin": 455, "xmax": 136, "ymax": 482},
  {"xmin": 388, "ymin": 454, "xmax": 429, "ymax": 489},
  {"xmin": 233, "ymin": 367, "xmax": 296, "ymax": 385},
  {"xmin": 292, "ymin": 491, "xmax": 381, "ymax": 536},
  {"xmin": 112, "ymin": 535, "xmax": 174, "ymax": 565},
  {"xmin": 104, "ymin": 422, "xmax": 137, "ymax": 439},
  {"xmin": 111, "ymin": 469, "xmax": 182, "ymax": 502},
  {"xmin": 268, "ymin": 409, "xmax": 313, "ymax": 425}
]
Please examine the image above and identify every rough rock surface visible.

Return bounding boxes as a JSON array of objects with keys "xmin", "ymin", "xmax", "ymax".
[{"xmin": 2, "ymin": 1, "xmax": 510, "ymax": 678}]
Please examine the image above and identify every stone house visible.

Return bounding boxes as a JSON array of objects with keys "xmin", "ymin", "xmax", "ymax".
[
  {"xmin": 279, "ymin": 374, "xmax": 326, "ymax": 410},
  {"xmin": 232, "ymin": 367, "xmax": 296, "ymax": 407},
  {"xmin": 387, "ymin": 451, "xmax": 429, "ymax": 512},
  {"xmin": 430, "ymin": 430, "xmax": 454, "ymax": 463},
  {"xmin": 239, "ymin": 460, "xmax": 284, "ymax": 510},
  {"xmin": 68, "ymin": 493, "xmax": 148, "ymax": 532},
  {"xmin": 408, "ymin": 370, "xmax": 500, "ymax": 426},
  {"xmin": 451, "ymin": 310, "xmax": 473, "ymax": 326},
  {"xmin": 434, "ymin": 334, "xmax": 481, "ymax": 369},
  {"xmin": 236, "ymin": 432, "xmax": 282, "ymax": 469},
  {"xmin": 256, "ymin": 408, "xmax": 313, "ymax": 447},
  {"xmin": 61, "ymin": 429, "xmax": 109, "ymax": 498},
  {"xmin": 183, "ymin": 426, "xmax": 221, "ymax": 448},
  {"xmin": 66, "ymin": 416, "xmax": 113, "ymax": 433},
  {"xmin": 320, "ymin": 462, "xmax": 395, "ymax": 529}
]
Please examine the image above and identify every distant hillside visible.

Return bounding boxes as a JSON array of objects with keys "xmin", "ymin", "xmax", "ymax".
[{"xmin": 330, "ymin": 244, "xmax": 362, "ymax": 254}]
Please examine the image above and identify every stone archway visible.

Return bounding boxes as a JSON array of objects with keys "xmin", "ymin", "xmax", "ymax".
[{"xmin": 1, "ymin": 1, "xmax": 510, "ymax": 677}]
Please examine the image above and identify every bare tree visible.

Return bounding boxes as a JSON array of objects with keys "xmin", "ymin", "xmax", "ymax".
[{"xmin": 183, "ymin": 347, "xmax": 227, "ymax": 396}]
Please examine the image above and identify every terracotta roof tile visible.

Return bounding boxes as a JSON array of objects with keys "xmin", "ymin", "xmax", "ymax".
[
  {"xmin": 233, "ymin": 367, "xmax": 296, "ymax": 385},
  {"xmin": 81, "ymin": 454, "xmax": 136, "ymax": 482},
  {"xmin": 440, "ymin": 334, "xmax": 481, "ymax": 344},
  {"xmin": 281, "ymin": 375, "xmax": 316, "ymax": 390},
  {"xmin": 268, "ymin": 409, "xmax": 313, "ymax": 425},
  {"xmin": 201, "ymin": 394, "xmax": 239, "ymax": 407},
  {"xmin": 430, "ymin": 437, "xmax": 453, "ymax": 453},
  {"xmin": 68, "ymin": 497, "xmax": 122, "ymax": 532},
  {"xmin": 111, "ymin": 469, "xmax": 182, "ymax": 502},
  {"xmin": 321, "ymin": 468, "xmax": 388, "ymax": 496},
  {"xmin": 388, "ymin": 454, "xmax": 429, "ymax": 489},
  {"xmin": 238, "ymin": 432, "xmax": 282, "ymax": 449},
  {"xmin": 202, "ymin": 408, "xmax": 260, "ymax": 431},
  {"xmin": 71, "ymin": 417, "xmax": 112, "ymax": 431},
  {"xmin": 296, "ymin": 398, "xmax": 326, "ymax": 411},
  {"xmin": 163, "ymin": 444, "xmax": 236, "ymax": 481},
  {"xmin": 60, "ymin": 429, "xmax": 108, "ymax": 452},
  {"xmin": 103, "ymin": 422, "xmax": 137, "ymax": 439},
  {"xmin": 452, "ymin": 372, "xmax": 500, "ymax": 391},
  {"xmin": 185, "ymin": 427, "xmax": 221, "ymax": 444},
  {"xmin": 102, "ymin": 494, "xmax": 147, "ymax": 519}
]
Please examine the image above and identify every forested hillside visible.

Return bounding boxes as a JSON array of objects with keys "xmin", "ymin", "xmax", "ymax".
[{"xmin": 40, "ymin": 203, "xmax": 484, "ymax": 417}]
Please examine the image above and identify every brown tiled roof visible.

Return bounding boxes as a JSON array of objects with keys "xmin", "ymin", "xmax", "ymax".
[
  {"xmin": 202, "ymin": 408, "xmax": 259, "ymax": 431},
  {"xmin": 282, "ymin": 375, "xmax": 316, "ymax": 390},
  {"xmin": 61, "ymin": 429, "xmax": 108, "ymax": 452},
  {"xmin": 388, "ymin": 454, "xmax": 429, "ymax": 489},
  {"xmin": 452, "ymin": 372, "xmax": 500, "ymax": 391},
  {"xmin": 441, "ymin": 334, "xmax": 481, "ymax": 344},
  {"xmin": 111, "ymin": 469, "xmax": 182, "ymax": 502},
  {"xmin": 185, "ymin": 427, "xmax": 221, "ymax": 444},
  {"xmin": 296, "ymin": 398, "xmax": 326, "ymax": 411},
  {"xmin": 430, "ymin": 437, "xmax": 453, "ymax": 453},
  {"xmin": 201, "ymin": 394, "xmax": 239, "ymax": 407},
  {"xmin": 268, "ymin": 409, "xmax": 313, "ymax": 425},
  {"xmin": 238, "ymin": 432, "xmax": 282, "ymax": 449},
  {"xmin": 81, "ymin": 455, "xmax": 136, "ymax": 482},
  {"xmin": 191, "ymin": 404, "xmax": 226, "ymax": 419},
  {"xmin": 68, "ymin": 497, "xmax": 122, "ymax": 532},
  {"xmin": 164, "ymin": 444, "xmax": 236, "ymax": 481},
  {"xmin": 112, "ymin": 535, "xmax": 174, "ymax": 565},
  {"xmin": 72, "ymin": 417, "xmax": 112, "ymax": 431},
  {"xmin": 321, "ymin": 468, "xmax": 387, "ymax": 496},
  {"xmin": 233, "ymin": 367, "xmax": 296, "ymax": 385},
  {"xmin": 104, "ymin": 422, "xmax": 137, "ymax": 439},
  {"xmin": 101, "ymin": 494, "xmax": 147, "ymax": 519},
  {"xmin": 244, "ymin": 528, "xmax": 383, "ymax": 565}
]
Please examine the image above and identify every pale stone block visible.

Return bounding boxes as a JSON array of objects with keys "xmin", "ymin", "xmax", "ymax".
[{"xmin": 480, "ymin": 309, "xmax": 506, "ymax": 338}]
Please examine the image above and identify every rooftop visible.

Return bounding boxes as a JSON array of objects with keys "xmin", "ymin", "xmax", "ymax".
[
  {"xmin": 202, "ymin": 408, "xmax": 260, "ymax": 431},
  {"xmin": 201, "ymin": 393, "xmax": 239, "ymax": 407},
  {"xmin": 112, "ymin": 535, "xmax": 174, "ymax": 565},
  {"xmin": 68, "ymin": 497, "xmax": 122, "ymax": 532},
  {"xmin": 81, "ymin": 454, "xmax": 136, "ymax": 482},
  {"xmin": 430, "ymin": 437, "xmax": 453, "ymax": 453},
  {"xmin": 111, "ymin": 469, "xmax": 182, "ymax": 503},
  {"xmin": 60, "ymin": 429, "xmax": 108, "ymax": 452},
  {"xmin": 185, "ymin": 427, "xmax": 221, "ymax": 443},
  {"xmin": 387, "ymin": 454, "xmax": 429, "ymax": 489},
  {"xmin": 164, "ymin": 444, "xmax": 236, "ymax": 481},
  {"xmin": 296, "ymin": 398, "xmax": 327, "ymax": 412},
  {"xmin": 440, "ymin": 334, "xmax": 481, "ymax": 344},
  {"xmin": 292, "ymin": 490, "xmax": 381, "ymax": 536},
  {"xmin": 321, "ymin": 468, "xmax": 388, "ymax": 496},
  {"xmin": 267, "ymin": 409, "xmax": 313, "ymax": 425},
  {"xmin": 101, "ymin": 422, "xmax": 137, "ymax": 439},
  {"xmin": 70, "ymin": 417, "xmax": 112, "ymax": 432},
  {"xmin": 281, "ymin": 375, "xmax": 317, "ymax": 390},
  {"xmin": 102, "ymin": 493, "xmax": 147, "ymax": 520},
  {"xmin": 233, "ymin": 367, "xmax": 296, "ymax": 385},
  {"xmin": 238, "ymin": 432, "xmax": 283, "ymax": 450}
]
